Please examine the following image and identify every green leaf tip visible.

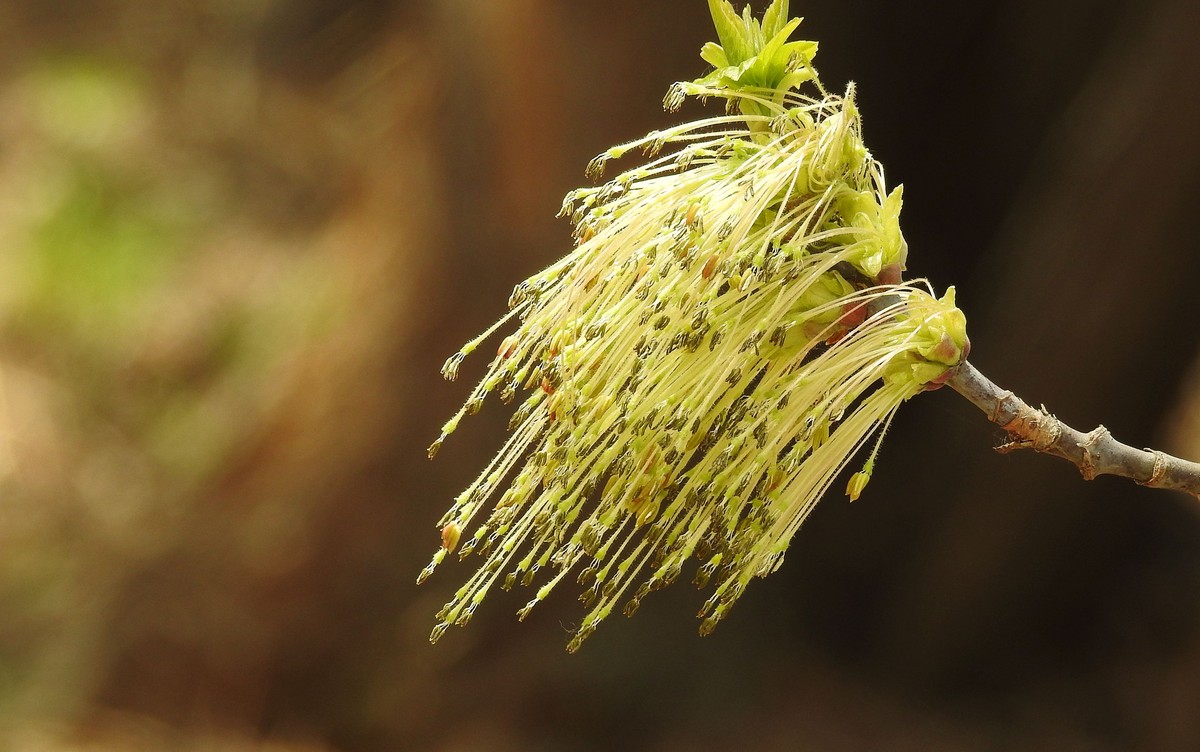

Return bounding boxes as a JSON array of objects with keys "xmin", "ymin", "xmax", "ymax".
[{"xmin": 699, "ymin": 0, "xmax": 816, "ymax": 100}]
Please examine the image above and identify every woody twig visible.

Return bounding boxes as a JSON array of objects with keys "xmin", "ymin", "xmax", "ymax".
[{"xmin": 947, "ymin": 360, "xmax": 1200, "ymax": 499}]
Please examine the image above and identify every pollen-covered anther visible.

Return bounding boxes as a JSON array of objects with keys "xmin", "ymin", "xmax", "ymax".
[
  {"xmin": 441, "ymin": 352, "xmax": 465, "ymax": 381},
  {"xmin": 497, "ymin": 335, "xmax": 519, "ymax": 359},
  {"xmin": 663, "ymin": 83, "xmax": 687, "ymax": 112},
  {"xmin": 426, "ymin": 438, "xmax": 443, "ymax": 460},
  {"xmin": 846, "ymin": 470, "xmax": 870, "ymax": 502},
  {"xmin": 441, "ymin": 522, "xmax": 462, "ymax": 553}
]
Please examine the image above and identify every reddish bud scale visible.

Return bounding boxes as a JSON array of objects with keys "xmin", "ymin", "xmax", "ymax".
[
  {"xmin": 823, "ymin": 300, "xmax": 871, "ymax": 344},
  {"xmin": 876, "ymin": 263, "xmax": 903, "ymax": 285},
  {"xmin": 838, "ymin": 300, "xmax": 869, "ymax": 329}
]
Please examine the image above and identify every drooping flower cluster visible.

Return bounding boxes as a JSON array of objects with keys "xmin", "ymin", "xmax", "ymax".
[{"xmin": 421, "ymin": 0, "xmax": 968, "ymax": 651}]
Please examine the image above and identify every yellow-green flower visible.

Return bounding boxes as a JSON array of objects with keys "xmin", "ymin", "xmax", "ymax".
[{"xmin": 421, "ymin": 0, "xmax": 968, "ymax": 651}]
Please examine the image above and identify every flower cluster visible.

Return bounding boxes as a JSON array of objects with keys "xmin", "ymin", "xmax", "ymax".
[{"xmin": 421, "ymin": 0, "xmax": 968, "ymax": 651}]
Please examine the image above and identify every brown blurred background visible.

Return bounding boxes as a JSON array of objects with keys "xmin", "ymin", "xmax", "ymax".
[{"xmin": 0, "ymin": 0, "xmax": 1198, "ymax": 749}]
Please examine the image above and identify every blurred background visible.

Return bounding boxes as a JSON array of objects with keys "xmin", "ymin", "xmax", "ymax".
[{"xmin": 0, "ymin": 0, "xmax": 1198, "ymax": 749}]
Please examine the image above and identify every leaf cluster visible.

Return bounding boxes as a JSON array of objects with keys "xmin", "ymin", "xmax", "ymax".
[{"xmin": 697, "ymin": 0, "xmax": 818, "ymax": 99}]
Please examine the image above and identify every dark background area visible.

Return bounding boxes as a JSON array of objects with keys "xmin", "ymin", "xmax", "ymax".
[{"xmin": 0, "ymin": 0, "xmax": 1198, "ymax": 749}]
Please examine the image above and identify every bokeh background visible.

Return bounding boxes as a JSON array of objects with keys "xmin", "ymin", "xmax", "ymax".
[{"xmin": 0, "ymin": 0, "xmax": 1198, "ymax": 749}]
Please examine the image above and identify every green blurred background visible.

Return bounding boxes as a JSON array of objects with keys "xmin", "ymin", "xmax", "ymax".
[{"xmin": 0, "ymin": 0, "xmax": 1198, "ymax": 749}]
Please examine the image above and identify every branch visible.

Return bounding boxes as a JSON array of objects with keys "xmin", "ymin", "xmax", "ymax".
[{"xmin": 945, "ymin": 360, "xmax": 1200, "ymax": 499}]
